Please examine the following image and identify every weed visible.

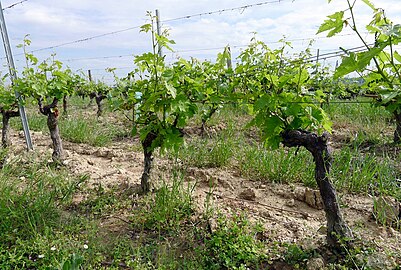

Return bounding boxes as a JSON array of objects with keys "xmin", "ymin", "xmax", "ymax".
[
  {"xmin": 132, "ymin": 170, "xmax": 194, "ymax": 234},
  {"xmin": 283, "ymin": 243, "xmax": 315, "ymax": 269},
  {"xmin": 238, "ymin": 146, "xmax": 315, "ymax": 186},
  {"xmin": 331, "ymin": 147, "xmax": 399, "ymax": 196},
  {"xmin": 201, "ymin": 212, "xmax": 267, "ymax": 270},
  {"xmin": 178, "ymin": 135, "xmax": 234, "ymax": 168}
]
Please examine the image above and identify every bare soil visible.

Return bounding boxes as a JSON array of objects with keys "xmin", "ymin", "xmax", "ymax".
[{"xmin": 7, "ymin": 128, "xmax": 401, "ymax": 268}]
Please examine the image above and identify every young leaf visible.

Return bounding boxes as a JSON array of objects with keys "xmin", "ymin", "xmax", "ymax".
[
  {"xmin": 140, "ymin": 23, "xmax": 152, "ymax": 33},
  {"xmin": 361, "ymin": 0, "xmax": 376, "ymax": 10},
  {"xmin": 317, "ymin": 11, "xmax": 345, "ymax": 37},
  {"xmin": 356, "ymin": 47, "xmax": 383, "ymax": 70},
  {"xmin": 394, "ymin": 51, "xmax": 401, "ymax": 63},
  {"xmin": 334, "ymin": 52, "xmax": 357, "ymax": 79},
  {"xmin": 165, "ymin": 82, "xmax": 177, "ymax": 98}
]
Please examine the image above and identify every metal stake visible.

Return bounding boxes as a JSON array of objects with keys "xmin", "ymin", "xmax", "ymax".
[
  {"xmin": 0, "ymin": 0, "xmax": 33, "ymax": 150},
  {"xmin": 155, "ymin": 9, "xmax": 162, "ymax": 57}
]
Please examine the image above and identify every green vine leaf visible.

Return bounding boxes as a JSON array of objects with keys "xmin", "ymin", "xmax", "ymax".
[
  {"xmin": 317, "ymin": 11, "xmax": 345, "ymax": 37},
  {"xmin": 361, "ymin": 0, "xmax": 376, "ymax": 10}
]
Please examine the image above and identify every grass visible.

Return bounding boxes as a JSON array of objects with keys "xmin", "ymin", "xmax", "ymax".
[
  {"xmin": 0, "ymin": 150, "xmax": 274, "ymax": 269},
  {"xmin": 331, "ymin": 147, "xmax": 401, "ymax": 198},
  {"xmin": 177, "ymin": 135, "xmax": 234, "ymax": 168},
  {"xmin": 237, "ymin": 146, "xmax": 315, "ymax": 187},
  {"xmin": 325, "ymin": 99, "xmax": 393, "ymax": 146},
  {"xmin": 11, "ymin": 98, "xmax": 129, "ymax": 147},
  {"xmin": 0, "ymin": 154, "xmax": 91, "ymax": 269},
  {"xmin": 131, "ymin": 170, "xmax": 194, "ymax": 233}
]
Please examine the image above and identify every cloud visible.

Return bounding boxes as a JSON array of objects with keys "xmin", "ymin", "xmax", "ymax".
[{"xmin": 0, "ymin": 0, "xmax": 400, "ymax": 80}]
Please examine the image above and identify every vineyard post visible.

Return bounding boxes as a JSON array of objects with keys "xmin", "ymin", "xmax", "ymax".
[
  {"xmin": 226, "ymin": 46, "xmax": 232, "ymax": 69},
  {"xmin": 155, "ymin": 9, "xmax": 168, "ymax": 123},
  {"xmin": 0, "ymin": 0, "xmax": 33, "ymax": 150},
  {"xmin": 88, "ymin": 69, "xmax": 92, "ymax": 82},
  {"xmin": 155, "ymin": 9, "xmax": 162, "ymax": 57},
  {"xmin": 315, "ymin": 49, "xmax": 320, "ymax": 73},
  {"xmin": 86, "ymin": 69, "xmax": 95, "ymax": 108}
]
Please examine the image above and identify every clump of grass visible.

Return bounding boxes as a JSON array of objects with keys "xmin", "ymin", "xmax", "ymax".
[
  {"xmin": 0, "ymin": 157, "xmax": 92, "ymax": 269},
  {"xmin": 59, "ymin": 117, "xmax": 117, "ymax": 147},
  {"xmin": 326, "ymin": 100, "xmax": 392, "ymax": 144},
  {"xmin": 132, "ymin": 171, "xmax": 194, "ymax": 233},
  {"xmin": 325, "ymin": 99, "xmax": 391, "ymax": 125},
  {"xmin": 200, "ymin": 212, "xmax": 267, "ymax": 269},
  {"xmin": 11, "ymin": 111, "xmax": 127, "ymax": 147},
  {"xmin": 331, "ymin": 147, "xmax": 400, "ymax": 197},
  {"xmin": 238, "ymin": 145, "xmax": 315, "ymax": 187},
  {"xmin": 73, "ymin": 182, "xmax": 132, "ymax": 218},
  {"xmin": 179, "ymin": 136, "xmax": 234, "ymax": 168},
  {"xmin": 0, "ymin": 159, "xmax": 81, "ymax": 242}
]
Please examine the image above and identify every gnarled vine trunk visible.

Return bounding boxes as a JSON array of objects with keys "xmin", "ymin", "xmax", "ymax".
[
  {"xmin": 140, "ymin": 132, "xmax": 157, "ymax": 193},
  {"xmin": 1, "ymin": 109, "xmax": 20, "ymax": 148},
  {"xmin": 394, "ymin": 111, "xmax": 401, "ymax": 143},
  {"xmin": 39, "ymin": 98, "xmax": 63, "ymax": 163},
  {"xmin": 281, "ymin": 129, "xmax": 353, "ymax": 247},
  {"xmin": 200, "ymin": 106, "xmax": 218, "ymax": 136},
  {"xmin": 62, "ymin": 95, "xmax": 68, "ymax": 116},
  {"xmin": 95, "ymin": 93, "xmax": 107, "ymax": 117},
  {"xmin": 86, "ymin": 92, "xmax": 96, "ymax": 108}
]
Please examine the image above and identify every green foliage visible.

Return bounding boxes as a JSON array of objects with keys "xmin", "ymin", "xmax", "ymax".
[
  {"xmin": 13, "ymin": 37, "xmax": 81, "ymax": 104},
  {"xmin": 317, "ymin": 11, "xmax": 345, "ymax": 37},
  {"xmin": 319, "ymin": 1, "xmax": 401, "ymax": 115},
  {"xmin": 59, "ymin": 253, "xmax": 84, "ymax": 270},
  {"xmin": 234, "ymin": 38, "xmax": 332, "ymax": 149},
  {"xmin": 133, "ymin": 172, "xmax": 194, "ymax": 233},
  {"xmin": 109, "ymin": 14, "xmax": 235, "ymax": 162},
  {"xmin": 81, "ymin": 81, "xmax": 110, "ymax": 98},
  {"xmin": 0, "ymin": 75, "xmax": 18, "ymax": 111},
  {"xmin": 201, "ymin": 213, "xmax": 266, "ymax": 270},
  {"xmin": 283, "ymin": 243, "xmax": 314, "ymax": 268},
  {"xmin": 110, "ymin": 16, "xmax": 198, "ymax": 155}
]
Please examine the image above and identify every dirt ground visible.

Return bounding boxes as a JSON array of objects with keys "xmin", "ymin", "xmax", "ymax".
[{"xmin": 7, "ymin": 128, "xmax": 401, "ymax": 268}]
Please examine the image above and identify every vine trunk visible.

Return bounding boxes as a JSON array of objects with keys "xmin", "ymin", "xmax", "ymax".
[{"xmin": 281, "ymin": 129, "xmax": 353, "ymax": 247}]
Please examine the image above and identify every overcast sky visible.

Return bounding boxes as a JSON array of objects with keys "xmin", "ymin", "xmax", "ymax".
[{"xmin": 1, "ymin": 0, "xmax": 400, "ymax": 83}]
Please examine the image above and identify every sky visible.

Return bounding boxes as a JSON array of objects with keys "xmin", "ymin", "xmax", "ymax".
[{"xmin": 0, "ymin": 0, "xmax": 400, "ymax": 83}]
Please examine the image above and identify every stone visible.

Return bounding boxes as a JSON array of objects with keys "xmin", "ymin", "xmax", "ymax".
[
  {"xmin": 218, "ymin": 177, "xmax": 234, "ymax": 190},
  {"xmin": 238, "ymin": 188, "xmax": 256, "ymax": 201},
  {"xmin": 305, "ymin": 188, "xmax": 323, "ymax": 210},
  {"xmin": 285, "ymin": 198, "xmax": 296, "ymax": 207},
  {"xmin": 62, "ymin": 159, "xmax": 71, "ymax": 166},
  {"xmin": 306, "ymin": 257, "xmax": 325, "ymax": 270},
  {"xmin": 293, "ymin": 187, "xmax": 305, "ymax": 201}
]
